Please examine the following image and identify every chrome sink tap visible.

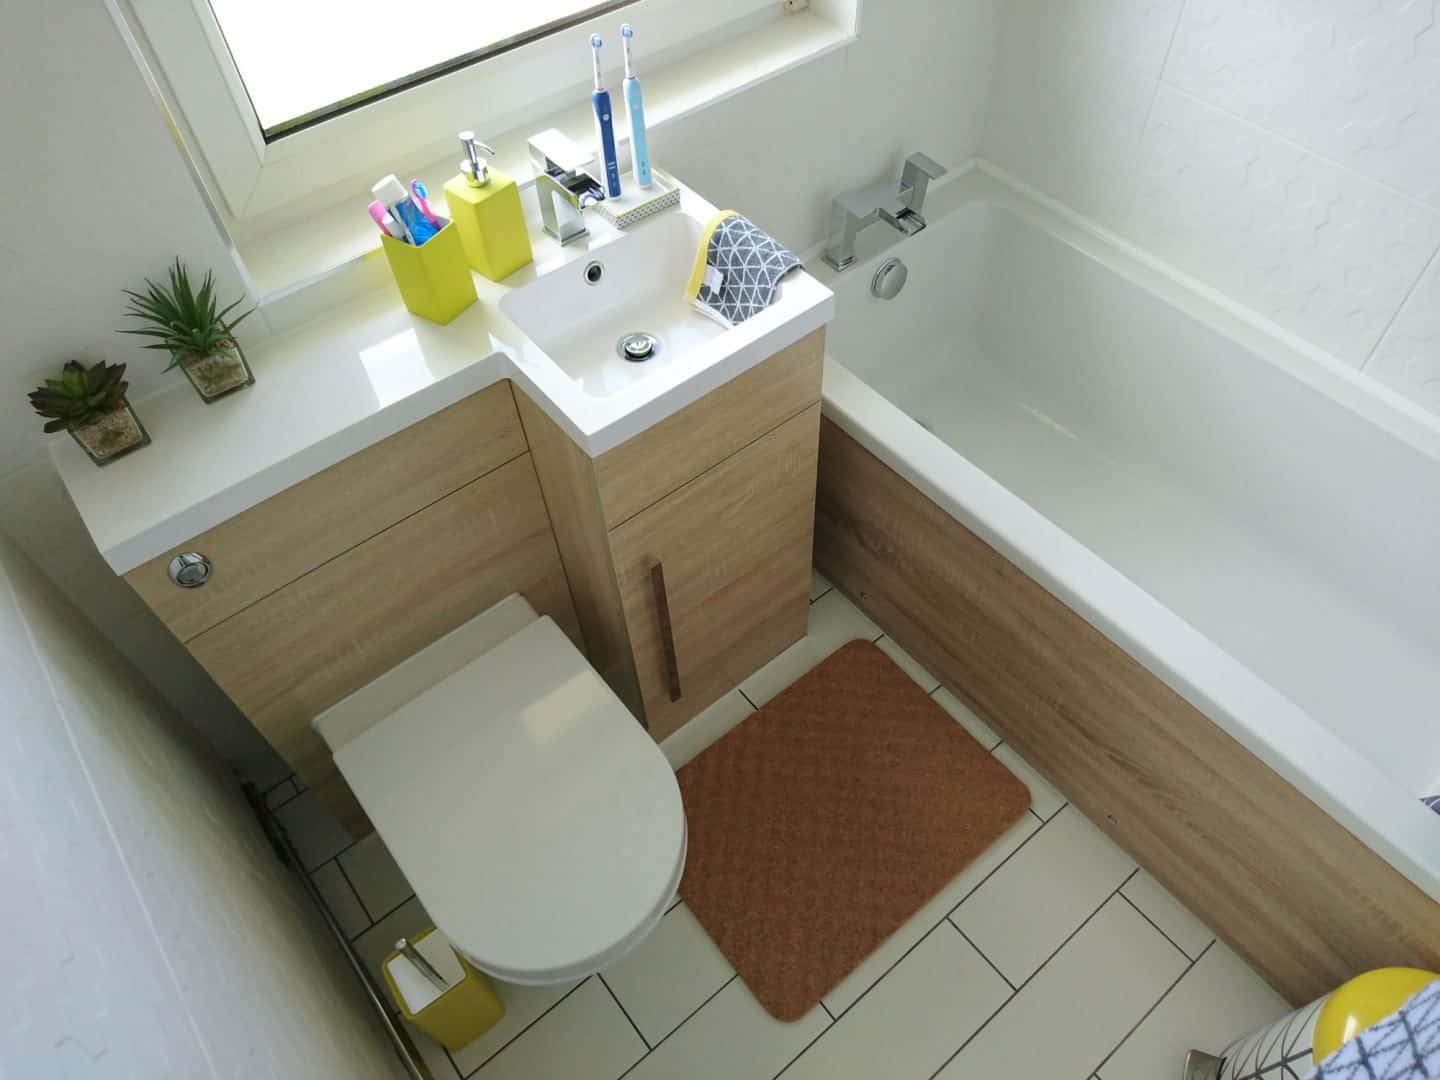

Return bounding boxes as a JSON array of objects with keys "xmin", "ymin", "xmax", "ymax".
[
  {"xmin": 528, "ymin": 129, "xmax": 607, "ymax": 246},
  {"xmin": 822, "ymin": 152, "xmax": 948, "ymax": 271}
]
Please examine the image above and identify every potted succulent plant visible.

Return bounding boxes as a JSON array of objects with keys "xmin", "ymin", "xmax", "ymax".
[
  {"xmin": 29, "ymin": 360, "xmax": 151, "ymax": 466},
  {"xmin": 121, "ymin": 258, "xmax": 256, "ymax": 402}
]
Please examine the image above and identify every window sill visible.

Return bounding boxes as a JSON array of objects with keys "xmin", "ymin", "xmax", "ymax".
[{"xmin": 236, "ymin": 10, "xmax": 853, "ymax": 317}]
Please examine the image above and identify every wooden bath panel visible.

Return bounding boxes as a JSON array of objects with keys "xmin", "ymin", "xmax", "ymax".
[{"xmin": 813, "ymin": 415, "xmax": 1440, "ymax": 1005}]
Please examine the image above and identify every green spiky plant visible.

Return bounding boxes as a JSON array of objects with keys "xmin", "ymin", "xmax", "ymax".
[
  {"xmin": 28, "ymin": 360, "xmax": 131, "ymax": 433},
  {"xmin": 120, "ymin": 258, "xmax": 254, "ymax": 371}
]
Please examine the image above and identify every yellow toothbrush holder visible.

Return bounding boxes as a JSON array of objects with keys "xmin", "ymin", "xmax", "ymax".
[
  {"xmin": 379, "ymin": 219, "xmax": 477, "ymax": 325},
  {"xmin": 381, "ymin": 927, "xmax": 505, "ymax": 1052}
]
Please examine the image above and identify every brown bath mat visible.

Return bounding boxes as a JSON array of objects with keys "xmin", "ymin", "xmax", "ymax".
[{"xmin": 677, "ymin": 640, "xmax": 1031, "ymax": 1021}]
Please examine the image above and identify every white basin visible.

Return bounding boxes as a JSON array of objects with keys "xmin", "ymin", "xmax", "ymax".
[{"xmin": 501, "ymin": 214, "xmax": 725, "ymax": 399}]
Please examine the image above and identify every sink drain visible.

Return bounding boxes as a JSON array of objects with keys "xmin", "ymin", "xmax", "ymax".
[{"xmin": 617, "ymin": 332, "xmax": 661, "ymax": 362}]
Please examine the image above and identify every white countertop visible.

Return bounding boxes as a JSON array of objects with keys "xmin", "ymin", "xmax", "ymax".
[{"xmin": 53, "ymin": 182, "xmax": 834, "ymax": 575}]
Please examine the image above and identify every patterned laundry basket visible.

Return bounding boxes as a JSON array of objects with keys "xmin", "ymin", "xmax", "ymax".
[{"xmin": 1184, "ymin": 968, "xmax": 1438, "ymax": 1080}]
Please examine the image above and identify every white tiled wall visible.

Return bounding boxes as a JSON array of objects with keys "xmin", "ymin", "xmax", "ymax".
[
  {"xmin": 0, "ymin": 535, "xmax": 397, "ymax": 1077},
  {"xmin": 983, "ymin": 0, "xmax": 1440, "ymax": 415}
]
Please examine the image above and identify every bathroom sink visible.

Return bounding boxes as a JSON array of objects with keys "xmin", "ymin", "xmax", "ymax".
[{"xmin": 501, "ymin": 214, "xmax": 725, "ymax": 399}]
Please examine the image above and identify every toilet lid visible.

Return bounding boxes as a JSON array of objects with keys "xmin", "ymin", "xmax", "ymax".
[{"xmin": 335, "ymin": 617, "xmax": 686, "ymax": 982}]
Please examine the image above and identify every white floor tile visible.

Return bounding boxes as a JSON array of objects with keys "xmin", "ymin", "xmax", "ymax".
[
  {"xmin": 403, "ymin": 1018, "xmax": 462, "ymax": 1080},
  {"xmin": 809, "ymin": 569, "xmax": 833, "ymax": 602},
  {"xmin": 823, "ymin": 812, "xmax": 1041, "ymax": 1015},
  {"xmin": 874, "ymin": 635, "xmax": 941, "ymax": 693},
  {"xmin": 475, "ymin": 978, "xmax": 645, "ymax": 1080},
  {"xmin": 310, "ymin": 861, "xmax": 371, "ymax": 940},
  {"xmin": 1121, "ymin": 870, "xmax": 1216, "ymax": 960},
  {"xmin": 661, "ymin": 690, "xmax": 754, "ymax": 770},
  {"xmin": 450, "ymin": 979, "xmax": 583, "ymax": 1075},
  {"xmin": 786, "ymin": 924, "xmax": 1011, "ymax": 1080},
  {"xmin": 931, "ymin": 687, "xmax": 1002, "ymax": 750},
  {"xmin": 273, "ymin": 788, "xmax": 355, "ymax": 870},
  {"xmin": 339, "ymin": 831, "xmax": 415, "ymax": 921},
  {"xmin": 952, "ymin": 805, "xmax": 1137, "ymax": 986},
  {"xmin": 623, "ymin": 978, "xmax": 828, "ymax": 1080},
  {"xmin": 602, "ymin": 903, "xmax": 734, "ymax": 1045},
  {"xmin": 992, "ymin": 743, "xmax": 1066, "ymax": 820},
  {"xmin": 263, "ymin": 777, "xmax": 298, "ymax": 810},
  {"xmin": 1099, "ymin": 942, "xmax": 1289, "ymax": 1080},
  {"xmin": 739, "ymin": 589, "xmax": 880, "ymax": 706},
  {"xmin": 937, "ymin": 896, "xmax": 1188, "ymax": 1079}
]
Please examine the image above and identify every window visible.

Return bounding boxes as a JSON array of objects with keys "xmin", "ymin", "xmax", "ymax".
[
  {"xmin": 121, "ymin": 0, "xmax": 857, "ymax": 294},
  {"xmin": 208, "ymin": 0, "xmax": 640, "ymax": 139}
]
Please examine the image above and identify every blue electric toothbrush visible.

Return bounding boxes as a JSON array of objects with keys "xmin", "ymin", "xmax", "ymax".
[
  {"xmin": 590, "ymin": 34, "xmax": 623, "ymax": 198},
  {"xmin": 620, "ymin": 24, "xmax": 653, "ymax": 189}
]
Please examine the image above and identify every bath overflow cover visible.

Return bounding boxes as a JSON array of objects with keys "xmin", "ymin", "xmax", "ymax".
[{"xmin": 872, "ymin": 257, "xmax": 908, "ymax": 301}]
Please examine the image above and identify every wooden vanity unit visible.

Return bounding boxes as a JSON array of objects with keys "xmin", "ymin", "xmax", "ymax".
[
  {"xmin": 120, "ymin": 331, "xmax": 823, "ymax": 831},
  {"xmin": 124, "ymin": 383, "xmax": 579, "ymax": 832},
  {"xmin": 517, "ymin": 328, "xmax": 824, "ymax": 740}
]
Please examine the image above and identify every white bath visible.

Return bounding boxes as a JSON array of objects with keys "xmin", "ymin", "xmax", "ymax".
[{"xmin": 814, "ymin": 166, "xmax": 1440, "ymax": 900}]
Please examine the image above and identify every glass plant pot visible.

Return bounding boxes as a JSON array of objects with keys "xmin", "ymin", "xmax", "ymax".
[
  {"xmin": 68, "ymin": 399, "xmax": 151, "ymax": 466},
  {"xmin": 177, "ymin": 340, "xmax": 254, "ymax": 402}
]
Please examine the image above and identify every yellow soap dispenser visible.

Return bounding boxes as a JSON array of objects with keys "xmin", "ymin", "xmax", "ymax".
[{"xmin": 443, "ymin": 132, "xmax": 534, "ymax": 282}]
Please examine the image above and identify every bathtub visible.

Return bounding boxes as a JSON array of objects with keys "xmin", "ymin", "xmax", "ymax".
[{"xmin": 810, "ymin": 165, "xmax": 1440, "ymax": 993}]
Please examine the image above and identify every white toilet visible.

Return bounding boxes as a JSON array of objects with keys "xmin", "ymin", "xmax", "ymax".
[{"xmin": 314, "ymin": 594, "xmax": 687, "ymax": 985}]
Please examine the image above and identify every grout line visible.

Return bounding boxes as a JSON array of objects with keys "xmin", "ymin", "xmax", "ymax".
[
  {"xmin": 1362, "ymin": 239, "xmax": 1440, "ymax": 371},
  {"xmin": 461, "ymin": 978, "xmax": 591, "ymax": 1078},
  {"xmin": 333, "ymin": 856, "xmax": 376, "ymax": 925},
  {"xmin": 923, "ymin": 874, "xmax": 1144, "ymax": 1080},
  {"xmin": 266, "ymin": 785, "xmax": 303, "ymax": 812},
  {"xmin": 1116, "ymin": 886, "xmax": 1204, "ymax": 962},
  {"xmin": 770, "ymin": 999, "xmax": 841, "ymax": 1080},
  {"xmin": 599, "ymin": 974, "xmax": 652, "ymax": 1052},
  {"xmin": 1091, "ymin": 940, "xmax": 1214, "ymax": 1078},
  {"xmin": 615, "ymin": 974, "xmax": 739, "ymax": 1078},
  {"xmin": 949, "ymin": 921, "xmax": 1016, "ymax": 991},
  {"xmin": 1007, "ymin": 869, "xmax": 1139, "ymax": 998},
  {"xmin": 259, "ymin": 773, "xmax": 296, "ymax": 797},
  {"xmin": 737, "ymin": 686, "xmax": 760, "ymax": 711},
  {"xmin": 363, "ymin": 892, "xmax": 422, "ymax": 935},
  {"xmin": 823, "ymin": 817, "xmax": 1044, "ymax": 1027},
  {"xmin": 1155, "ymin": 81, "xmax": 1440, "ymax": 213},
  {"xmin": 922, "ymin": 984, "xmax": 1021, "ymax": 1080},
  {"xmin": 819, "ymin": 1000, "xmax": 835, "ymax": 1021}
]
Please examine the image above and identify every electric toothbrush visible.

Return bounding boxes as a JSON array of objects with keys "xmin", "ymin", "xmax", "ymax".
[
  {"xmin": 620, "ymin": 24, "xmax": 653, "ymax": 189},
  {"xmin": 589, "ymin": 34, "xmax": 623, "ymax": 198}
]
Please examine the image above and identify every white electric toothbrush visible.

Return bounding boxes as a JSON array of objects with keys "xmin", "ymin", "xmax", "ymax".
[
  {"xmin": 590, "ymin": 34, "xmax": 623, "ymax": 198},
  {"xmin": 621, "ymin": 24, "xmax": 653, "ymax": 189}
]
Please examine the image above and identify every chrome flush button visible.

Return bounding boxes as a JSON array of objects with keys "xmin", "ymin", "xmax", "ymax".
[{"xmin": 168, "ymin": 552, "xmax": 212, "ymax": 588}]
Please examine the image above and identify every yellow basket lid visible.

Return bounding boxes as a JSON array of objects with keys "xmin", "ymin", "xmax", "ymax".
[{"xmin": 1314, "ymin": 967, "xmax": 1440, "ymax": 1060}]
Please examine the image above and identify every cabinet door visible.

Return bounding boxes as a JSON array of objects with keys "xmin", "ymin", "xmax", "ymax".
[{"xmin": 610, "ymin": 404, "xmax": 819, "ymax": 740}]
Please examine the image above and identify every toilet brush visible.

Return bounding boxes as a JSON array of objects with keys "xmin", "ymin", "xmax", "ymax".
[{"xmin": 396, "ymin": 937, "xmax": 450, "ymax": 993}]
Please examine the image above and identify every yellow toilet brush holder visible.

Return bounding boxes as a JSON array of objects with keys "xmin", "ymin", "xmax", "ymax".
[{"xmin": 381, "ymin": 926, "xmax": 505, "ymax": 1051}]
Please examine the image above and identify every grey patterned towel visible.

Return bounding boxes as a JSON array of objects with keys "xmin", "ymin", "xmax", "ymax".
[
  {"xmin": 1424, "ymin": 795, "xmax": 1440, "ymax": 815},
  {"xmin": 1307, "ymin": 979, "xmax": 1440, "ymax": 1079},
  {"xmin": 690, "ymin": 212, "xmax": 801, "ymax": 327}
]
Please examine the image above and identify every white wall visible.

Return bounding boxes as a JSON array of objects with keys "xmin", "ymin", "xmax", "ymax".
[
  {"xmin": 983, "ymin": 0, "xmax": 1440, "ymax": 417},
  {"xmin": 0, "ymin": 0, "xmax": 996, "ymax": 774},
  {"xmin": 0, "ymin": 1, "xmax": 284, "ymax": 776},
  {"xmin": 0, "ymin": 534, "xmax": 399, "ymax": 1077}
]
